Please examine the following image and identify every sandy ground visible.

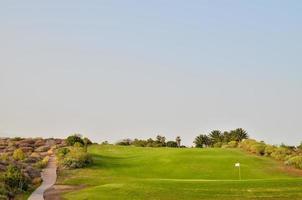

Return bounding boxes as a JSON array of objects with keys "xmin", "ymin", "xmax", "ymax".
[{"xmin": 44, "ymin": 185, "xmax": 85, "ymax": 200}]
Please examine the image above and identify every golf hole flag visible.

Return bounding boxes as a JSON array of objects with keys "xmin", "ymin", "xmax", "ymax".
[{"xmin": 235, "ymin": 162, "xmax": 241, "ymax": 180}]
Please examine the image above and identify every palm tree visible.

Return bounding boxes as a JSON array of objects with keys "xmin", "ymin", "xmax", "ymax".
[
  {"xmin": 175, "ymin": 136, "xmax": 181, "ymax": 148},
  {"xmin": 222, "ymin": 131, "xmax": 232, "ymax": 143},
  {"xmin": 209, "ymin": 130, "xmax": 223, "ymax": 144},
  {"xmin": 156, "ymin": 135, "xmax": 166, "ymax": 146},
  {"xmin": 230, "ymin": 128, "xmax": 249, "ymax": 142},
  {"xmin": 194, "ymin": 134, "xmax": 211, "ymax": 148}
]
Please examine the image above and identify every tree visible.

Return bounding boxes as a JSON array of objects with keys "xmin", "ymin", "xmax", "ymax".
[
  {"xmin": 116, "ymin": 139, "xmax": 132, "ymax": 146},
  {"xmin": 176, "ymin": 136, "xmax": 181, "ymax": 148},
  {"xmin": 66, "ymin": 134, "xmax": 84, "ymax": 146},
  {"xmin": 83, "ymin": 137, "xmax": 92, "ymax": 152},
  {"xmin": 132, "ymin": 139, "xmax": 147, "ymax": 147},
  {"xmin": 194, "ymin": 134, "xmax": 211, "ymax": 148},
  {"xmin": 166, "ymin": 141, "xmax": 178, "ymax": 147},
  {"xmin": 156, "ymin": 135, "xmax": 166, "ymax": 146},
  {"xmin": 230, "ymin": 128, "xmax": 249, "ymax": 142},
  {"xmin": 146, "ymin": 138, "xmax": 154, "ymax": 147},
  {"xmin": 209, "ymin": 130, "xmax": 223, "ymax": 144},
  {"xmin": 222, "ymin": 131, "xmax": 232, "ymax": 143}
]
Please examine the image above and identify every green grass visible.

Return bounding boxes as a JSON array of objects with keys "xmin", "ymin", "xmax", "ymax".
[{"xmin": 58, "ymin": 145, "xmax": 302, "ymax": 199}]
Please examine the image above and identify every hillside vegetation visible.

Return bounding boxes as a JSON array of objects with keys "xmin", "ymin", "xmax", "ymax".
[{"xmin": 57, "ymin": 145, "xmax": 302, "ymax": 200}]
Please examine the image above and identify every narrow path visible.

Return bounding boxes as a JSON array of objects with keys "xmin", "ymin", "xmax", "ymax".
[{"xmin": 28, "ymin": 155, "xmax": 57, "ymax": 200}]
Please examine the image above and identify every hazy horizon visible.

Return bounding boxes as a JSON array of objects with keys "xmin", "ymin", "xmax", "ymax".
[{"xmin": 1, "ymin": 1, "xmax": 302, "ymax": 146}]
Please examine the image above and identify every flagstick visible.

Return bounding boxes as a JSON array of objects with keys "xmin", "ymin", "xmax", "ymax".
[{"xmin": 238, "ymin": 165, "xmax": 241, "ymax": 180}]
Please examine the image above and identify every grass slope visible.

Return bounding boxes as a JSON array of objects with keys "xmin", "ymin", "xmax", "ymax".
[{"xmin": 57, "ymin": 145, "xmax": 302, "ymax": 200}]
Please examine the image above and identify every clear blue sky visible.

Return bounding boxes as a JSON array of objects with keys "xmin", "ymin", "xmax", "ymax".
[{"xmin": 0, "ymin": 1, "xmax": 301, "ymax": 145}]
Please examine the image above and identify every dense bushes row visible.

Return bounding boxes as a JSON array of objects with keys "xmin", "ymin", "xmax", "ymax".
[{"xmin": 239, "ymin": 139, "xmax": 302, "ymax": 169}]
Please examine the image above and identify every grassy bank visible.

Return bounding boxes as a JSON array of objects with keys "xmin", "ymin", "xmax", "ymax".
[{"xmin": 57, "ymin": 145, "xmax": 302, "ymax": 199}]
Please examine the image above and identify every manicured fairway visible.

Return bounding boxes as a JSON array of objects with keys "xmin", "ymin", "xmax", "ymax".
[{"xmin": 57, "ymin": 145, "xmax": 302, "ymax": 199}]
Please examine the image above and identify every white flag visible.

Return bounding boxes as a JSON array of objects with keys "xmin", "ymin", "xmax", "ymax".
[{"xmin": 235, "ymin": 163, "xmax": 240, "ymax": 167}]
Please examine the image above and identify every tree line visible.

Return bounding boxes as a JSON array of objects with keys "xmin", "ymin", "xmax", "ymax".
[
  {"xmin": 116, "ymin": 135, "xmax": 183, "ymax": 148},
  {"xmin": 194, "ymin": 128, "xmax": 249, "ymax": 148},
  {"xmin": 115, "ymin": 128, "xmax": 248, "ymax": 148}
]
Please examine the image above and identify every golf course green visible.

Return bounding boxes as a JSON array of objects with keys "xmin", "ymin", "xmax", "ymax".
[{"xmin": 57, "ymin": 145, "xmax": 302, "ymax": 199}]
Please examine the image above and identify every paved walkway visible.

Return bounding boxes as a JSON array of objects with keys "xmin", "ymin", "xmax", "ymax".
[{"xmin": 28, "ymin": 156, "xmax": 57, "ymax": 200}]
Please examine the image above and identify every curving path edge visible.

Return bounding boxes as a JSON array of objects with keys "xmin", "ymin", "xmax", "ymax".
[{"xmin": 28, "ymin": 155, "xmax": 57, "ymax": 200}]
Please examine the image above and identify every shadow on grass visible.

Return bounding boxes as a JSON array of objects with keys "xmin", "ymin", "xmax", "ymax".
[{"xmin": 90, "ymin": 154, "xmax": 137, "ymax": 169}]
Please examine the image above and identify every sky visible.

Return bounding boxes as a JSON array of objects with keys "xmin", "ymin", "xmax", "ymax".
[{"xmin": 0, "ymin": 0, "xmax": 301, "ymax": 146}]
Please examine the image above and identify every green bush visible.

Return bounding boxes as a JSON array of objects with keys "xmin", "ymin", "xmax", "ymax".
[
  {"xmin": 238, "ymin": 139, "xmax": 257, "ymax": 151},
  {"xmin": 285, "ymin": 156, "xmax": 302, "ymax": 169},
  {"xmin": 59, "ymin": 147, "xmax": 92, "ymax": 169},
  {"xmin": 13, "ymin": 149, "xmax": 25, "ymax": 161},
  {"xmin": 83, "ymin": 137, "xmax": 92, "ymax": 145},
  {"xmin": 0, "ymin": 153, "xmax": 9, "ymax": 161},
  {"xmin": 226, "ymin": 141, "xmax": 238, "ymax": 148},
  {"xmin": 250, "ymin": 143, "xmax": 266, "ymax": 155},
  {"xmin": 132, "ymin": 139, "xmax": 147, "ymax": 147},
  {"xmin": 3, "ymin": 165, "xmax": 29, "ymax": 196},
  {"xmin": 298, "ymin": 142, "xmax": 302, "ymax": 150},
  {"xmin": 271, "ymin": 147, "xmax": 292, "ymax": 161},
  {"xmin": 56, "ymin": 147, "xmax": 70, "ymax": 159},
  {"xmin": 0, "ymin": 181, "xmax": 7, "ymax": 199},
  {"xmin": 166, "ymin": 141, "xmax": 178, "ymax": 148},
  {"xmin": 264, "ymin": 145, "xmax": 276, "ymax": 156},
  {"xmin": 74, "ymin": 142, "xmax": 84, "ymax": 148},
  {"xmin": 213, "ymin": 142, "xmax": 223, "ymax": 148},
  {"xmin": 34, "ymin": 156, "xmax": 49, "ymax": 169}
]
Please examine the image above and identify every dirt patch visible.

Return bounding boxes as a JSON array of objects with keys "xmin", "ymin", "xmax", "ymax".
[
  {"xmin": 279, "ymin": 164, "xmax": 302, "ymax": 176},
  {"xmin": 44, "ymin": 184, "xmax": 85, "ymax": 200}
]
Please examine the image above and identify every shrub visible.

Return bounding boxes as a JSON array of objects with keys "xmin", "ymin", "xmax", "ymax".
[
  {"xmin": 298, "ymin": 142, "xmax": 302, "ymax": 150},
  {"xmin": 264, "ymin": 145, "xmax": 276, "ymax": 156},
  {"xmin": 166, "ymin": 141, "xmax": 178, "ymax": 148},
  {"xmin": 66, "ymin": 134, "xmax": 84, "ymax": 146},
  {"xmin": 73, "ymin": 142, "xmax": 83, "ymax": 148},
  {"xmin": 34, "ymin": 156, "xmax": 49, "ymax": 169},
  {"xmin": 285, "ymin": 156, "xmax": 302, "ymax": 169},
  {"xmin": 0, "ymin": 153, "xmax": 9, "ymax": 161},
  {"xmin": 56, "ymin": 147, "xmax": 70, "ymax": 159},
  {"xmin": 13, "ymin": 149, "xmax": 25, "ymax": 161},
  {"xmin": 101, "ymin": 141, "xmax": 109, "ymax": 145},
  {"xmin": 0, "ymin": 184, "xmax": 7, "ymax": 199},
  {"xmin": 271, "ymin": 147, "xmax": 292, "ymax": 161},
  {"xmin": 132, "ymin": 139, "xmax": 147, "ymax": 147},
  {"xmin": 31, "ymin": 177, "xmax": 42, "ymax": 185},
  {"xmin": 11, "ymin": 137, "xmax": 23, "ymax": 141},
  {"xmin": 227, "ymin": 141, "xmax": 238, "ymax": 148},
  {"xmin": 239, "ymin": 139, "xmax": 258, "ymax": 151},
  {"xmin": 213, "ymin": 142, "xmax": 223, "ymax": 148},
  {"xmin": 83, "ymin": 137, "xmax": 92, "ymax": 145},
  {"xmin": 3, "ymin": 165, "xmax": 29, "ymax": 195},
  {"xmin": 250, "ymin": 143, "xmax": 266, "ymax": 155},
  {"xmin": 59, "ymin": 147, "xmax": 92, "ymax": 169}
]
